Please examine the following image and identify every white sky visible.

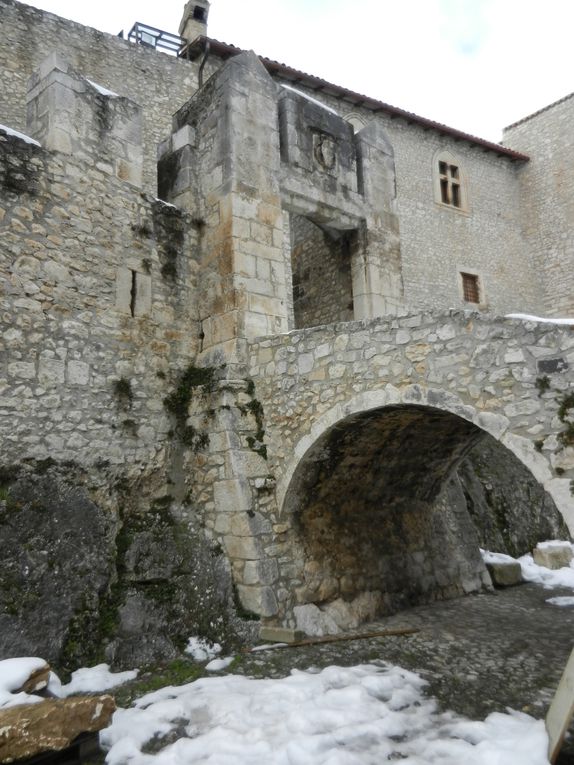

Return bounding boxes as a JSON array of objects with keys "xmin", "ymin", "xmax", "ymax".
[{"xmin": 21, "ymin": 0, "xmax": 574, "ymax": 142}]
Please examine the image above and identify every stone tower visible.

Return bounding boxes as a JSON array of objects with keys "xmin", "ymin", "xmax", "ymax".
[{"xmin": 179, "ymin": 0, "xmax": 210, "ymax": 41}]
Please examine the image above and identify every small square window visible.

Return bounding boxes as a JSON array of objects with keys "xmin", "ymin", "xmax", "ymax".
[
  {"xmin": 193, "ymin": 5, "xmax": 206, "ymax": 21},
  {"xmin": 461, "ymin": 272, "xmax": 480, "ymax": 303}
]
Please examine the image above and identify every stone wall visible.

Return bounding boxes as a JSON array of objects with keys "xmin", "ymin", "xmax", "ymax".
[
  {"xmin": 159, "ymin": 52, "xmax": 289, "ymax": 359},
  {"xmin": 0, "ymin": 0, "xmax": 199, "ymax": 192},
  {"xmin": 290, "ymin": 214, "xmax": 354, "ymax": 329},
  {"xmin": 504, "ymin": 95, "xmax": 574, "ymax": 317},
  {"xmin": 0, "ymin": 128, "xmax": 199, "ymax": 467},
  {"xmin": 275, "ymin": 81, "xmax": 542, "ymax": 317},
  {"xmin": 0, "ymin": 114, "xmax": 256, "ymax": 667},
  {"xmin": 384, "ymin": 118, "xmax": 539, "ymax": 316}
]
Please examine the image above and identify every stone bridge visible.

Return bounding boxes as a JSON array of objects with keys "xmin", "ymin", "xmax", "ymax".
[
  {"xmin": 197, "ymin": 310, "xmax": 574, "ymax": 636},
  {"xmin": 153, "ymin": 50, "xmax": 574, "ymax": 635}
]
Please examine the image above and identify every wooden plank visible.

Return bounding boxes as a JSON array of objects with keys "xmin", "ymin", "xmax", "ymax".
[
  {"xmin": 245, "ymin": 627, "xmax": 419, "ymax": 652},
  {"xmin": 546, "ymin": 646, "xmax": 574, "ymax": 763}
]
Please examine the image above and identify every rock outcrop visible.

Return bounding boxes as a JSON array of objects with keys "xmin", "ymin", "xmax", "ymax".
[
  {"xmin": 0, "ymin": 696, "xmax": 115, "ymax": 763},
  {"xmin": 454, "ymin": 435, "xmax": 570, "ymax": 558}
]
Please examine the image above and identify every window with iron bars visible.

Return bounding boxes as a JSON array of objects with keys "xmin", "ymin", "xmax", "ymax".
[{"xmin": 461, "ymin": 272, "xmax": 480, "ymax": 303}]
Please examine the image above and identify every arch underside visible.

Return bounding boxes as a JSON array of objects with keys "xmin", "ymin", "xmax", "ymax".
[{"xmin": 285, "ymin": 405, "xmax": 496, "ymax": 630}]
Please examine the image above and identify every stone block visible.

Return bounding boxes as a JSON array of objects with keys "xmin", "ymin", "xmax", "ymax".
[
  {"xmin": 243, "ymin": 558, "xmax": 279, "ymax": 585},
  {"xmin": 8, "ymin": 362, "xmax": 36, "ymax": 380},
  {"xmin": 259, "ymin": 626, "xmax": 304, "ymax": 644},
  {"xmin": 38, "ymin": 359, "xmax": 65, "ymax": 386},
  {"xmin": 67, "ymin": 360, "xmax": 89, "ymax": 385},
  {"xmin": 224, "ymin": 534, "xmax": 261, "ymax": 560},
  {"xmin": 486, "ymin": 560, "xmax": 523, "ymax": 587},
  {"xmin": 533, "ymin": 543, "xmax": 573, "ymax": 570},
  {"xmin": 213, "ymin": 478, "xmax": 253, "ymax": 513},
  {"xmin": 236, "ymin": 584, "xmax": 279, "ymax": 617}
]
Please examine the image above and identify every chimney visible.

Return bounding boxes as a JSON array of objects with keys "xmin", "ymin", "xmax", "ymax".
[{"xmin": 179, "ymin": 1, "xmax": 210, "ymax": 41}]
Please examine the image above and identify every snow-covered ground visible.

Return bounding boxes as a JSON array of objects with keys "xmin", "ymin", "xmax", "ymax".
[
  {"xmin": 0, "ymin": 648, "xmax": 554, "ymax": 764},
  {"xmin": 101, "ymin": 663, "xmax": 550, "ymax": 765},
  {"xmin": 5, "ymin": 544, "xmax": 574, "ymax": 764}
]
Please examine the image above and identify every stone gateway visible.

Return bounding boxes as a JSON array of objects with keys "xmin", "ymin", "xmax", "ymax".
[{"xmin": 0, "ymin": 0, "xmax": 572, "ymax": 663}]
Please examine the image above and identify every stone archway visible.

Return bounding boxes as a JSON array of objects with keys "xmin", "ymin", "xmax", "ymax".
[
  {"xmin": 276, "ymin": 386, "xmax": 571, "ymax": 532},
  {"xmin": 275, "ymin": 387, "xmax": 568, "ymax": 634}
]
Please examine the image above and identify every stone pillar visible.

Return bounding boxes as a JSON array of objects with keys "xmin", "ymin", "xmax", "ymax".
[
  {"xmin": 353, "ymin": 122, "xmax": 403, "ymax": 318},
  {"xmin": 158, "ymin": 51, "xmax": 289, "ymax": 365},
  {"xmin": 211, "ymin": 382, "xmax": 280, "ymax": 618},
  {"xmin": 26, "ymin": 53, "xmax": 142, "ymax": 187}
]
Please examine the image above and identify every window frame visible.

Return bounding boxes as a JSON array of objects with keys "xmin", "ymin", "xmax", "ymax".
[
  {"xmin": 433, "ymin": 150, "xmax": 469, "ymax": 214},
  {"xmin": 457, "ymin": 267, "xmax": 486, "ymax": 308}
]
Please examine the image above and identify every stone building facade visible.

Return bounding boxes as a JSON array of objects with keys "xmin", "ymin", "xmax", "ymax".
[{"xmin": 0, "ymin": 0, "xmax": 573, "ymax": 661}]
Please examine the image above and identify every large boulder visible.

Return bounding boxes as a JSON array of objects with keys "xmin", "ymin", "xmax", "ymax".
[
  {"xmin": 0, "ymin": 695, "xmax": 115, "ymax": 763},
  {"xmin": 0, "ymin": 467, "xmax": 115, "ymax": 668},
  {"xmin": 0, "ymin": 462, "xmax": 257, "ymax": 671}
]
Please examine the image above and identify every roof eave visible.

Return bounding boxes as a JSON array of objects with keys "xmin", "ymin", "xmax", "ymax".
[{"xmin": 180, "ymin": 36, "xmax": 529, "ymax": 163}]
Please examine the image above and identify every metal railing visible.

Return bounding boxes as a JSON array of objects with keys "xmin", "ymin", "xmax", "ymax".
[{"xmin": 128, "ymin": 23, "xmax": 185, "ymax": 55}]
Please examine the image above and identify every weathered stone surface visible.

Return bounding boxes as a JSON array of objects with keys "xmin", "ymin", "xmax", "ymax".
[
  {"xmin": 0, "ymin": 695, "xmax": 115, "ymax": 763},
  {"xmin": 18, "ymin": 664, "xmax": 51, "ymax": 695},
  {"xmin": 533, "ymin": 543, "xmax": 573, "ymax": 570},
  {"xmin": 294, "ymin": 604, "xmax": 340, "ymax": 637},
  {"xmin": 485, "ymin": 561, "xmax": 523, "ymax": 587},
  {"xmin": 0, "ymin": 467, "xmax": 115, "ymax": 668},
  {"xmin": 1, "ymin": 2, "xmax": 574, "ymax": 657},
  {"xmin": 259, "ymin": 627, "xmax": 303, "ymax": 644},
  {"xmin": 0, "ymin": 464, "xmax": 258, "ymax": 670},
  {"xmin": 458, "ymin": 436, "xmax": 571, "ymax": 558}
]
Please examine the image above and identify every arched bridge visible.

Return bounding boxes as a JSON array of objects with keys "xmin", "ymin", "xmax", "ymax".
[{"xmin": 203, "ymin": 310, "xmax": 574, "ymax": 634}]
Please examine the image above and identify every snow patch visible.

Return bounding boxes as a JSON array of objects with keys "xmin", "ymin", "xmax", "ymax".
[
  {"xmin": 0, "ymin": 659, "xmax": 137, "ymax": 708},
  {"xmin": 205, "ymin": 656, "xmax": 234, "ymax": 672},
  {"xmin": 250, "ymin": 643, "xmax": 288, "ymax": 652},
  {"xmin": 153, "ymin": 197, "xmax": 178, "ymax": 209},
  {"xmin": 506, "ymin": 313, "xmax": 574, "ymax": 325},
  {"xmin": 281, "ymin": 84, "xmax": 340, "ymax": 116},
  {"xmin": 482, "ymin": 543, "xmax": 574, "ymax": 590},
  {"xmin": 519, "ymin": 547, "xmax": 574, "ymax": 589},
  {"xmin": 0, "ymin": 657, "xmax": 47, "ymax": 709},
  {"xmin": 0, "ymin": 124, "xmax": 41, "ymax": 147},
  {"xmin": 60, "ymin": 664, "xmax": 138, "ymax": 697},
  {"xmin": 546, "ymin": 596, "xmax": 574, "ymax": 607},
  {"xmin": 481, "ymin": 549, "xmax": 517, "ymax": 566},
  {"xmin": 86, "ymin": 79, "xmax": 119, "ymax": 98},
  {"xmin": 537, "ymin": 540, "xmax": 573, "ymax": 550},
  {"xmin": 184, "ymin": 637, "xmax": 222, "ymax": 662},
  {"xmin": 100, "ymin": 663, "xmax": 549, "ymax": 765}
]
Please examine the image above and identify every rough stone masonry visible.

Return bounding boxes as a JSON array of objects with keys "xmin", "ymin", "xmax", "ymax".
[{"xmin": 0, "ymin": 0, "xmax": 573, "ymax": 664}]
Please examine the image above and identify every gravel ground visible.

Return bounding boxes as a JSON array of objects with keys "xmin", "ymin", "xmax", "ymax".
[{"xmin": 233, "ymin": 583, "xmax": 574, "ymax": 762}]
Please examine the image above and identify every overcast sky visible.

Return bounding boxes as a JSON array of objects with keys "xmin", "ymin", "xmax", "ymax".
[{"xmin": 22, "ymin": 0, "xmax": 574, "ymax": 142}]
